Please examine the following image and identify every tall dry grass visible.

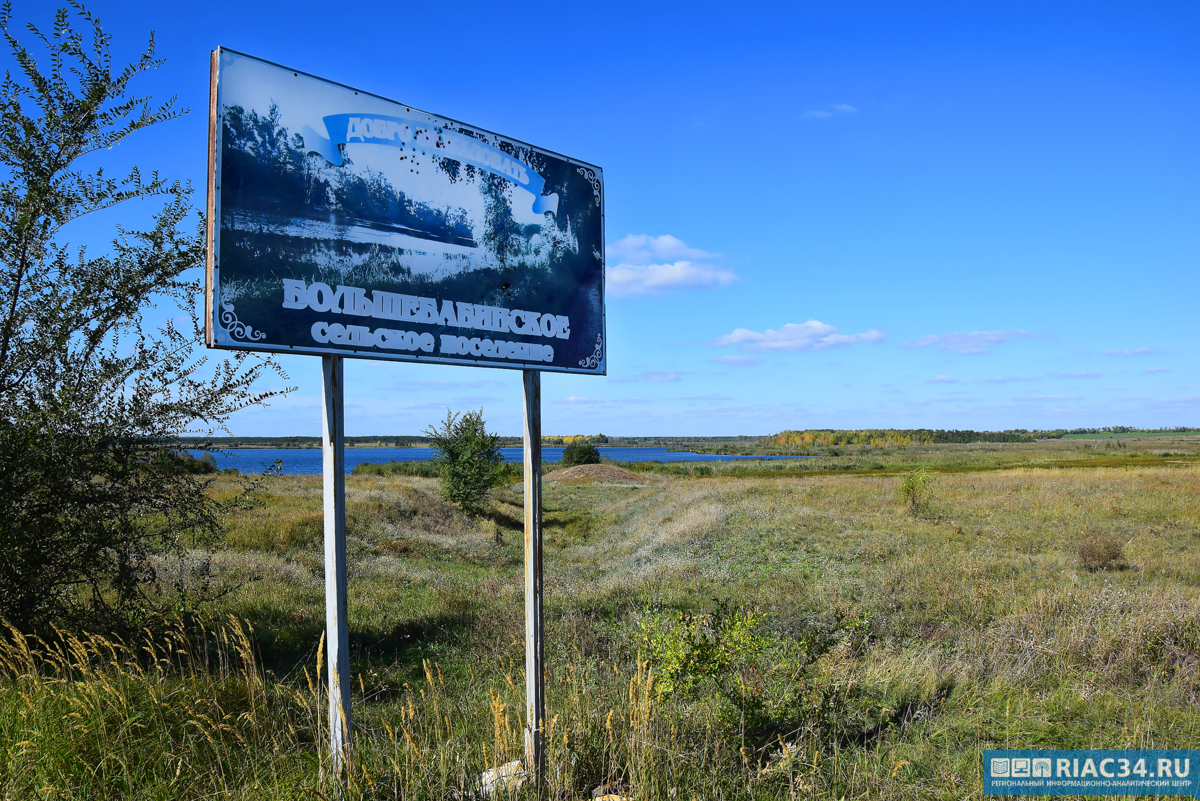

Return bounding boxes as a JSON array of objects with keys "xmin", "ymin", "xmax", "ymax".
[
  {"xmin": 0, "ymin": 614, "xmax": 789, "ymax": 799},
  {"xmin": 2, "ymin": 463, "xmax": 1199, "ymax": 798}
]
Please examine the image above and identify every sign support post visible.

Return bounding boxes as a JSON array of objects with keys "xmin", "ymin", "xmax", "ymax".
[
  {"xmin": 208, "ymin": 48, "xmax": 604, "ymax": 795},
  {"xmin": 522, "ymin": 369, "xmax": 545, "ymax": 794},
  {"xmin": 322, "ymin": 355, "xmax": 352, "ymax": 775}
]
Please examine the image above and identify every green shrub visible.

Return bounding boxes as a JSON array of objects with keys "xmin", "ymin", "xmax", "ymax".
[
  {"xmin": 634, "ymin": 600, "xmax": 872, "ymax": 750},
  {"xmin": 424, "ymin": 409, "xmax": 508, "ymax": 518},
  {"xmin": 561, "ymin": 441, "xmax": 602, "ymax": 467},
  {"xmin": 897, "ymin": 467, "xmax": 935, "ymax": 515},
  {"xmin": 636, "ymin": 602, "xmax": 770, "ymax": 700},
  {"xmin": 351, "ymin": 460, "xmax": 439, "ymax": 478},
  {"xmin": 152, "ymin": 451, "xmax": 218, "ymax": 475}
]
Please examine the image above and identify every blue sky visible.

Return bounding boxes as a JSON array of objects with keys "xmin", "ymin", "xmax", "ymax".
[{"xmin": 47, "ymin": 1, "xmax": 1200, "ymax": 436}]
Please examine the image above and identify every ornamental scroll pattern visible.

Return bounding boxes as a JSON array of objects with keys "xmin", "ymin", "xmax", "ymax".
[
  {"xmin": 220, "ymin": 303, "xmax": 266, "ymax": 342},
  {"xmin": 578, "ymin": 332, "xmax": 603, "ymax": 369},
  {"xmin": 577, "ymin": 167, "xmax": 601, "ymax": 207}
]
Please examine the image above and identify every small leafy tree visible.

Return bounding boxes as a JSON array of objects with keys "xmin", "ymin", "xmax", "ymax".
[
  {"xmin": 897, "ymin": 467, "xmax": 935, "ymax": 515},
  {"xmin": 425, "ymin": 409, "xmax": 508, "ymax": 519},
  {"xmin": 0, "ymin": 3, "xmax": 286, "ymax": 632},
  {"xmin": 560, "ymin": 440, "xmax": 601, "ymax": 467}
]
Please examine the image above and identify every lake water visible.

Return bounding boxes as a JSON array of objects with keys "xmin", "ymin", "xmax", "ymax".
[
  {"xmin": 227, "ymin": 208, "xmax": 497, "ymax": 278},
  {"xmin": 189, "ymin": 447, "xmax": 807, "ymax": 475}
]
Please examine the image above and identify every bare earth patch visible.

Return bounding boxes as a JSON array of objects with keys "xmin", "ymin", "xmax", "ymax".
[{"xmin": 546, "ymin": 464, "xmax": 661, "ymax": 485}]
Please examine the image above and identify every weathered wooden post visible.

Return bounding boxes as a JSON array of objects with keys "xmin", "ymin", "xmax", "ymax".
[
  {"xmin": 522, "ymin": 369, "xmax": 545, "ymax": 794},
  {"xmin": 322, "ymin": 355, "xmax": 352, "ymax": 774}
]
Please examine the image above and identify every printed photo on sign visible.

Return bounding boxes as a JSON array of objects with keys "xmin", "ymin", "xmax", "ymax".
[{"xmin": 206, "ymin": 49, "xmax": 605, "ymax": 374}]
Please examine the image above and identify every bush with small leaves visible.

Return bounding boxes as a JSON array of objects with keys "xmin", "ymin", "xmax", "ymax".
[
  {"xmin": 561, "ymin": 441, "xmax": 601, "ymax": 467},
  {"xmin": 0, "ymin": 4, "xmax": 284, "ymax": 633},
  {"xmin": 424, "ymin": 409, "xmax": 508, "ymax": 519},
  {"xmin": 897, "ymin": 467, "xmax": 936, "ymax": 515}
]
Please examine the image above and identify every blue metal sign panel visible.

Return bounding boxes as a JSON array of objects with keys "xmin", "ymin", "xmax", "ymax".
[{"xmin": 205, "ymin": 49, "xmax": 605, "ymax": 374}]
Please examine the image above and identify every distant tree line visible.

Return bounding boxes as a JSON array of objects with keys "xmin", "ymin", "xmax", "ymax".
[
  {"xmin": 179, "ymin": 434, "xmax": 763, "ymax": 449},
  {"xmin": 770, "ymin": 429, "xmax": 1067, "ymax": 449},
  {"xmin": 178, "ymin": 435, "xmax": 432, "ymax": 448},
  {"xmin": 1062, "ymin": 426, "xmax": 1198, "ymax": 435},
  {"xmin": 543, "ymin": 434, "xmax": 611, "ymax": 445},
  {"xmin": 923, "ymin": 429, "xmax": 1064, "ymax": 443},
  {"xmin": 180, "ymin": 429, "xmax": 1200, "ymax": 453}
]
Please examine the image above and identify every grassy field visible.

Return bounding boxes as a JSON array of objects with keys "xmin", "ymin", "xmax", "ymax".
[
  {"xmin": 609, "ymin": 435, "xmax": 1200, "ymax": 478},
  {"xmin": 2, "ymin": 443, "xmax": 1199, "ymax": 799},
  {"xmin": 1063, "ymin": 431, "xmax": 1200, "ymax": 440}
]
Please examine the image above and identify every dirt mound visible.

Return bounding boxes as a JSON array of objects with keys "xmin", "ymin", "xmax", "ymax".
[{"xmin": 545, "ymin": 463, "xmax": 656, "ymax": 485}]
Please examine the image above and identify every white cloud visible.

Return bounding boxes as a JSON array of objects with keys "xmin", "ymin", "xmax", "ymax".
[
  {"xmin": 1049, "ymin": 371, "xmax": 1100, "ymax": 378},
  {"xmin": 1147, "ymin": 394, "xmax": 1200, "ymax": 411},
  {"xmin": 711, "ymin": 320, "xmax": 883, "ymax": 353},
  {"xmin": 1142, "ymin": 367, "xmax": 1172, "ymax": 374},
  {"xmin": 901, "ymin": 329, "xmax": 1032, "ymax": 355},
  {"xmin": 612, "ymin": 371, "xmax": 685, "ymax": 383},
  {"xmin": 553, "ymin": 395, "xmax": 647, "ymax": 406},
  {"xmin": 607, "ymin": 262, "xmax": 737, "ymax": 296},
  {"xmin": 805, "ymin": 104, "xmax": 858, "ymax": 119},
  {"xmin": 607, "ymin": 234, "xmax": 720, "ymax": 265},
  {"xmin": 709, "ymin": 355, "xmax": 763, "ymax": 367},
  {"xmin": 606, "ymin": 234, "xmax": 735, "ymax": 297},
  {"xmin": 394, "ymin": 377, "xmax": 503, "ymax": 389},
  {"xmin": 974, "ymin": 376, "xmax": 1036, "ymax": 384},
  {"xmin": 1103, "ymin": 348, "xmax": 1167, "ymax": 356},
  {"xmin": 926, "ymin": 375, "xmax": 957, "ymax": 384}
]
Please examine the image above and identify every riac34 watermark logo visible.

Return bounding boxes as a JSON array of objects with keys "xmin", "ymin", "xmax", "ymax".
[
  {"xmin": 991, "ymin": 757, "xmax": 1053, "ymax": 778},
  {"xmin": 984, "ymin": 750, "xmax": 1199, "ymax": 797}
]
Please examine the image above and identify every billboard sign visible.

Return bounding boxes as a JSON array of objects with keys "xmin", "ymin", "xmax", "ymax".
[{"xmin": 205, "ymin": 49, "xmax": 605, "ymax": 374}]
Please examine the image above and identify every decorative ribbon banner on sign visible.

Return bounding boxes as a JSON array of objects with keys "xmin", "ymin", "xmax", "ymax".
[{"xmin": 301, "ymin": 115, "xmax": 560, "ymax": 215}]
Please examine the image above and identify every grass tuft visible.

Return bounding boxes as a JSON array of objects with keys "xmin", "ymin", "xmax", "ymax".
[{"xmin": 1077, "ymin": 532, "xmax": 1127, "ymax": 571}]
